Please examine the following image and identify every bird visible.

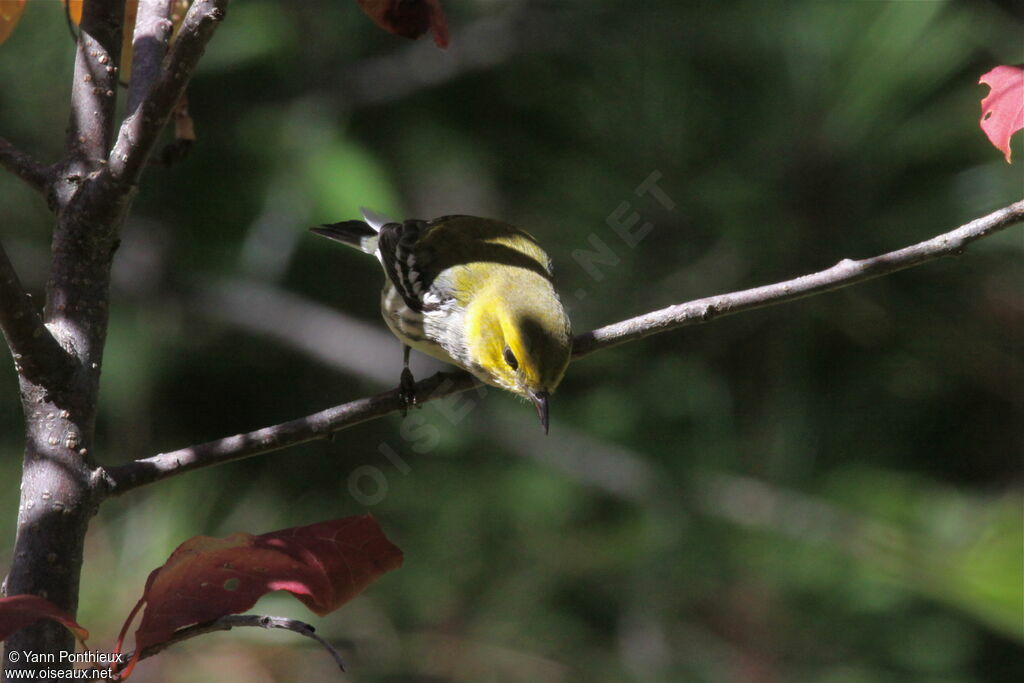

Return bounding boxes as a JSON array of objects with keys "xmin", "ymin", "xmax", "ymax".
[{"xmin": 310, "ymin": 209, "xmax": 572, "ymax": 433}]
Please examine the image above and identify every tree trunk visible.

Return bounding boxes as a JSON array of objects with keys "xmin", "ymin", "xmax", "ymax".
[{"xmin": 2, "ymin": 0, "xmax": 128, "ymax": 674}]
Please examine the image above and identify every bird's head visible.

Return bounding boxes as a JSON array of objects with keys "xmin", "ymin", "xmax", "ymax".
[{"xmin": 466, "ymin": 293, "xmax": 572, "ymax": 433}]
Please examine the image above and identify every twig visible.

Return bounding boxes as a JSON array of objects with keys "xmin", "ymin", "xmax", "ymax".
[
  {"xmin": 126, "ymin": 0, "xmax": 176, "ymax": 116},
  {"xmin": 0, "ymin": 244, "xmax": 72, "ymax": 384},
  {"xmin": 0, "ymin": 137, "xmax": 52, "ymax": 194},
  {"xmin": 573, "ymin": 199, "xmax": 1024, "ymax": 356},
  {"xmin": 122, "ymin": 614, "xmax": 347, "ymax": 673},
  {"xmin": 103, "ymin": 369, "xmax": 479, "ymax": 493},
  {"xmin": 102, "ymin": 200, "xmax": 1024, "ymax": 495},
  {"xmin": 107, "ymin": 0, "xmax": 228, "ymax": 185}
]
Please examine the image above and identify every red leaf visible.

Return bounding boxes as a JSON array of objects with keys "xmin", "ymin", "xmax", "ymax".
[
  {"xmin": 979, "ymin": 65, "xmax": 1024, "ymax": 163},
  {"xmin": 356, "ymin": 0, "xmax": 449, "ymax": 48},
  {"xmin": 115, "ymin": 515, "xmax": 402, "ymax": 678},
  {"xmin": 0, "ymin": 594, "xmax": 89, "ymax": 642},
  {"xmin": 0, "ymin": 0, "xmax": 27, "ymax": 46}
]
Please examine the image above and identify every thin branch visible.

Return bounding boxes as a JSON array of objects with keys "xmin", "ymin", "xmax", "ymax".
[
  {"xmin": 102, "ymin": 200, "xmax": 1024, "ymax": 496},
  {"xmin": 0, "ymin": 137, "xmax": 52, "ymax": 194},
  {"xmin": 103, "ymin": 369, "xmax": 480, "ymax": 493},
  {"xmin": 0, "ymin": 244, "xmax": 72, "ymax": 384},
  {"xmin": 122, "ymin": 614, "xmax": 347, "ymax": 673},
  {"xmin": 126, "ymin": 0, "xmax": 176, "ymax": 116},
  {"xmin": 107, "ymin": 0, "xmax": 228, "ymax": 186},
  {"xmin": 64, "ymin": 0, "xmax": 124, "ymax": 172},
  {"xmin": 573, "ymin": 199, "xmax": 1024, "ymax": 356}
]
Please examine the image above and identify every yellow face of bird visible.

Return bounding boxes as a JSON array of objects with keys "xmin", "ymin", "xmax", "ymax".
[{"xmin": 466, "ymin": 298, "xmax": 571, "ymax": 432}]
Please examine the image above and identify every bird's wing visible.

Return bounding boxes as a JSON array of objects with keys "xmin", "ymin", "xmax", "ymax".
[{"xmin": 378, "ymin": 219, "xmax": 431, "ymax": 312}]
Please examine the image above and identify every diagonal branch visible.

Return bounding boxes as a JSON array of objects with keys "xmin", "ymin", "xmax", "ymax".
[
  {"xmin": 102, "ymin": 199, "xmax": 1024, "ymax": 496},
  {"xmin": 126, "ymin": 0, "xmax": 176, "ymax": 116},
  {"xmin": 0, "ymin": 137, "xmax": 52, "ymax": 194},
  {"xmin": 573, "ymin": 198, "xmax": 1024, "ymax": 356},
  {"xmin": 0, "ymin": 244, "xmax": 73, "ymax": 385},
  {"xmin": 64, "ymin": 0, "xmax": 125, "ymax": 172},
  {"xmin": 103, "ymin": 369, "xmax": 480, "ymax": 493},
  {"xmin": 107, "ymin": 0, "xmax": 227, "ymax": 186}
]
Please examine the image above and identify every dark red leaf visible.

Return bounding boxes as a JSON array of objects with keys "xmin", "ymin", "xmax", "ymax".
[
  {"xmin": 0, "ymin": 594, "xmax": 89, "ymax": 642},
  {"xmin": 356, "ymin": 0, "xmax": 449, "ymax": 48},
  {"xmin": 114, "ymin": 515, "xmax": 401, "ymax": 678},
  {"xmin": 979, "ymin": 65, "xmax": 1024, "ymax": 163}
]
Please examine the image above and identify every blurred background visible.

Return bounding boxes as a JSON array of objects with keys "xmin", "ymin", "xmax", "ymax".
[{"xmin": 1, "ymin": 0, "xmax": 1022, "ymax": 681}]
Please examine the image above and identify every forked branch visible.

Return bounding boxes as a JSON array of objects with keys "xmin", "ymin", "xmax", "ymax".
[{"xmin": 107, "ymin": 0, "xmax": 227, "ymax": 185}]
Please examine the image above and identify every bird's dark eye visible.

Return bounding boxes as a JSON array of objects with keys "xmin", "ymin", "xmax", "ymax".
[{"xmin": 503, "ymin": 345, "xmax": 519, "ymax": 370}]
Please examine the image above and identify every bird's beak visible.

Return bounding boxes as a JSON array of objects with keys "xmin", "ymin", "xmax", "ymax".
[{"xmin": 529, "ymin": 390, "xmax": 550, "ymax": 434}]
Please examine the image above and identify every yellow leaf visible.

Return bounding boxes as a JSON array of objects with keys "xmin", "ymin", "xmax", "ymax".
[
  {"xmin": 61, "ymin": 0, "xmax": 82, "ymax": 26},
  {"xmin": 121, "ymin": 0, "xmax": 138, "ymax": 80},
  {"xmin": 0, "ymin": 0, "xmax": 27, "ymax": 46}
]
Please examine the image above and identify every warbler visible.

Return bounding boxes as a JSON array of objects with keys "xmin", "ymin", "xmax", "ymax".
[{"xmin": 311, "ymin": 209, "xmax": 572, "ymax": 433}]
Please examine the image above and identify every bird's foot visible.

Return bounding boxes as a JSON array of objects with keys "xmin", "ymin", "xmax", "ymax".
[{"xmin": 399, "ymin": 367, "xmax": 418, "ymax": 416}]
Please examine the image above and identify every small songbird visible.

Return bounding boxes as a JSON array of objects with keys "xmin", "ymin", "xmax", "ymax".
[{"xmin": 311, "ymin": 210, "xmax": 572, "ymax": 433}]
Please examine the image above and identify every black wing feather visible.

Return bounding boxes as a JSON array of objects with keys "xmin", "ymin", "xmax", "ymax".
[{"xmin": 378, "ymin": 219, "xmax": 427, "ymax": 312}]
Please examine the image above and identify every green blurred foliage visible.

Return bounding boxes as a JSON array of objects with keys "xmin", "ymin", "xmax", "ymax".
[{"xmin": 1, "ymin": 1, "xmax": 1022, "ymax": 681}]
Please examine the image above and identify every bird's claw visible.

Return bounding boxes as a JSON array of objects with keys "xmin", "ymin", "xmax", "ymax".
[{"xmin": 399, "ymin": 367, "xmax": 418, "ymax": 416}]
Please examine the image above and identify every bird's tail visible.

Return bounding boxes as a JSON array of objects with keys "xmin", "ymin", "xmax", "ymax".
[
  {"xmin": 309, "ymin": 208, "xmax": 395, "ymax": 255},
  {"xmin": 310, "ymin": 221, "xmax": 379, "ymax": 254}
]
